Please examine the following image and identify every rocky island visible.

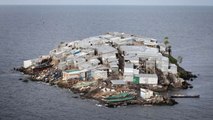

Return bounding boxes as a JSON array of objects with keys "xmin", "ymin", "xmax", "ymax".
[{"xmin": 17, "ymin": 32, "xmax": 197, "ymax": 107}]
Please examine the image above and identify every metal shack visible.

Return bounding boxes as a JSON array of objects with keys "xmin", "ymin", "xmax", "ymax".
[
  {"xmin": 168, "ymin": 64, "xmax": 177, "ymax": 74},
  {"xmin": 93, "ymin": 45, "xmax": 117, "ymax": 64},
  {"xmin": 93, "ymin": 45, "xmax": 117, "ymax": 56},
  {"xmin": 156, "ymin": 56, "xmax": 169, "ymax": 73},
  {"xmin": 89, "ymin": 58, "xmax": 100, "ymax": 66},
  {"xmin": 124, "ymin": 56, "xmax": 140, "ymax": 66},
  {"xmin": 109, "ymin": 62, "xmax": 119, "ymax": 73},
  {"xmin": 119, "ymin": 45, "xmax": 147, "ymax": 56},
  {"xmin": 136, "ymin": 74, "xmax": 158, "ymax": 85},
  {"xmin": 143, "ymin": 38, "xmax": 158, "ymax": 47},
  {"xmin": 23, "ymin": 58, "xmax": 38, "ymax": 68},
  {"xmin": 111, "ymin": 80, "xmax": 126, "ymax": 87},
  {"xmin": 92, "ymin": 70, "xmax": 108, "ymax": 80},
  {"xmin": 124, "ymin": 62, "xmax": 134, "ymax": 82},
  {"xmin": 62, "ymin": 70, "xmax": 84, "ymax": 81},
  {"xmin": 140, "ymin": 88, "xmax": 154, "ymax": 99}
]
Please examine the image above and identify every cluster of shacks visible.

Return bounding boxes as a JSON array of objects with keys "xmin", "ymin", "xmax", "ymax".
[{"xmin": 23, "ymin": 32, "xmax": 178, "ymax": 99}]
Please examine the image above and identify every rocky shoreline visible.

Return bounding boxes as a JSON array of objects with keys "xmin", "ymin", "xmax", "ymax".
[{"xmin": 16, "ymin": 32, "xmax": 197, "ymax": 107}]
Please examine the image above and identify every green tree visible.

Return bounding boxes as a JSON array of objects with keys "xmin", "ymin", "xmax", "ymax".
[
  {"xmin": 163, "ymin": 37, "xmax": 171, "ymax": 55},
  {"xmin": 164, "ymin": 37, "xmax": 169, "ymax": 46}
]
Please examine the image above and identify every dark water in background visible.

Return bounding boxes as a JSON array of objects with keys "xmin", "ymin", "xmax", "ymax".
[{"xmin": 0, "ymin": 5, "xmax": 213, "ymax": 120}]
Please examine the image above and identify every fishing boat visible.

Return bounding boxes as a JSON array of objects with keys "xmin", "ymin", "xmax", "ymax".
[
  {"xmin": 103, "ymin": 93, "xmax": 135, "ymax": 103},
  {"xmin": 171, "ymin": 94, "xmax": 200, "ymax": 98}
]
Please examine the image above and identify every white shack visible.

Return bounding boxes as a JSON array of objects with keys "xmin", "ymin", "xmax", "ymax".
[
  {"xmin": 156, "ymin": 56, "xmax": 169, "ymax": 73},
  {"xmin": 136, "ymin": 74, "xmax": 158, "ymax": 85},
  {"xmin": 78, "ymin": 62, "xmax": 92, "ymax": 70},
  {"xmin": 124, "ymin": 56, "xmax": 139, "ymax": 65},
  {"xmin": 92, "ymin": 70, "xmax": 108, "ymax": 80},
  {"xmin": 111, "ymin": 80, "xmax": 126, "ymax": 86},
  {"xmin": 124, "ymin": 63, "xmax": 133, "ymax": 76},
  {"xmin": 140, "ymin": 88, "xmax": 154, "ymax": 99},
  {"xmin": 89, "ymin": 59, "xmax": 100, "ymax": 66},
  {"xmin": 143, "ymin": 38, "xmax": 158, "ymax": 47},
  {"xmin": 168, "ymin": 64, "xmax": 177, "ymax": 74},
  {"xmin": 124, "ymin": 63, "xmax": 134, "ymax": 82},
  {"xmin": 93, "ymin": 45, "xmax": 117, "ymax": 64},
  {"xmin": 23, "ymin": 59, "xmax": 34, "ymax": 68},
  {"xmin": 93, "ymin": 45, "xmax": 117, "ymax": 56},
  {"xmin": 119, "ymin": 46, "xmax": 146, "ymax": 56},
  {"xmin": 109, "ymin": 62, "xmax": 119, "ymax": 73},
  {"xmin": 62, "ymin": 70, "xmax": 84, "ymax": 81},
  {"xmin": 158, "ymin": 43, "xmax": 166, "ymax": 52}
]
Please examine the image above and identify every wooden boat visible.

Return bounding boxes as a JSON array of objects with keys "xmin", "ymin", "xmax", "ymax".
[
  {"xmin": 104, "ymin": 93, "xmax": 129, "ymax": 100},
  {"xmin": 103, "ymin": 93, "xmax": 135, "ymax": 103}
]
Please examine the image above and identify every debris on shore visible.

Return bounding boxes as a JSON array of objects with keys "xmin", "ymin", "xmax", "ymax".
[{"xmin": 16, "ymin": 32, "xmax": 198, "ymax": 107}]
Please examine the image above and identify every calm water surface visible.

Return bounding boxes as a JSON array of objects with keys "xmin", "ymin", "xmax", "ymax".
[{"xmin": 0, "ymin": 5, "xmax": 213, "ymax": 120}]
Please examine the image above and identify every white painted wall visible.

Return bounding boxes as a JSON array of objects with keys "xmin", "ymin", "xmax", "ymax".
[
  {"xmin": 23, "ymin": 60, "xmax": 33, "ymax": 68},
  {"xmin": 169, "ymin": 64, "xmax": 177, "ymax": 74},
  {"xmin": 124, "ymin": 75, "xmax": 133, "ymax": 82},
  {"xmin": 140, "ymin": 88, "xmax": 154, "ymax": 99},
  {"xmin": 139, "ymin": 76, "xmax": 158, "ymax": 84}
]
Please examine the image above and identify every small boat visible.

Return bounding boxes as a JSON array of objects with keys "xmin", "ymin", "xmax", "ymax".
[
  {"xmin": 103, "ymin": 93, "xmax": 135, "ymax": 103},
  {"xmin": 22, "ymin": 79, "xmax": 29, "ymax": 82},
  {"xmin": 104, "ymin": 96, "xmax": 135, "ymax": 103},
  {"xmin": 171, "ymin": 94, "xmax": 200, "ymax": 98},
  {"xmin": 104, "ymin": 93, "xmax": 129, "ymax": 100}
]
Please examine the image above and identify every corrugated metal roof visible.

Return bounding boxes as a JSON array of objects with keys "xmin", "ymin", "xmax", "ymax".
[
  {"xmin": 124, "ymin": 56, "xmax": 139, "ymax": 61},
  {"xmin": 75, "ymin": 57, "xmax": 86, "ymax": 63},
  {"xmin": 65, "ymin": 69, "xmax": 80, "ymax": 73},
  {"xmin": 78, "ymin": 62, "xmax": 92, "ymax": 70},
  {"xmin": 111, "ymin": 80, "xmax": 126, "ymax": 85},
  {"xmin": 99, "ymin": 34, "xmax": 113, "ymax": 39},
  {"xmin": 124, "ymin": 62, "xmax": 133, "ymax": 68},
  {"xmin": 93, "ymin": 45, "xmax": 117, "ymax": 54},
  {"xmin": 89, "ymin": 59, "xmax": 100, "ymax": 65},
  {"xmin": 107, "ymin": 57, "xmax": 118, "ymax": 62},
  {"xmin": 135, "ymin": 74, "xmax": 158, "ymax": 78},
  {"xmin": 120, "ymin": 46, "xmax": 147, "ymax": 52},
  {"xmin": 96, "ymin": 65, "xmax": 110, "ymax": 70}
]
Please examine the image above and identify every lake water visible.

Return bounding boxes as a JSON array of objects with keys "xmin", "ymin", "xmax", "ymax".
[{"xmin": 0, "ymin": 5, "xmax": 213, "ymax": 120}]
